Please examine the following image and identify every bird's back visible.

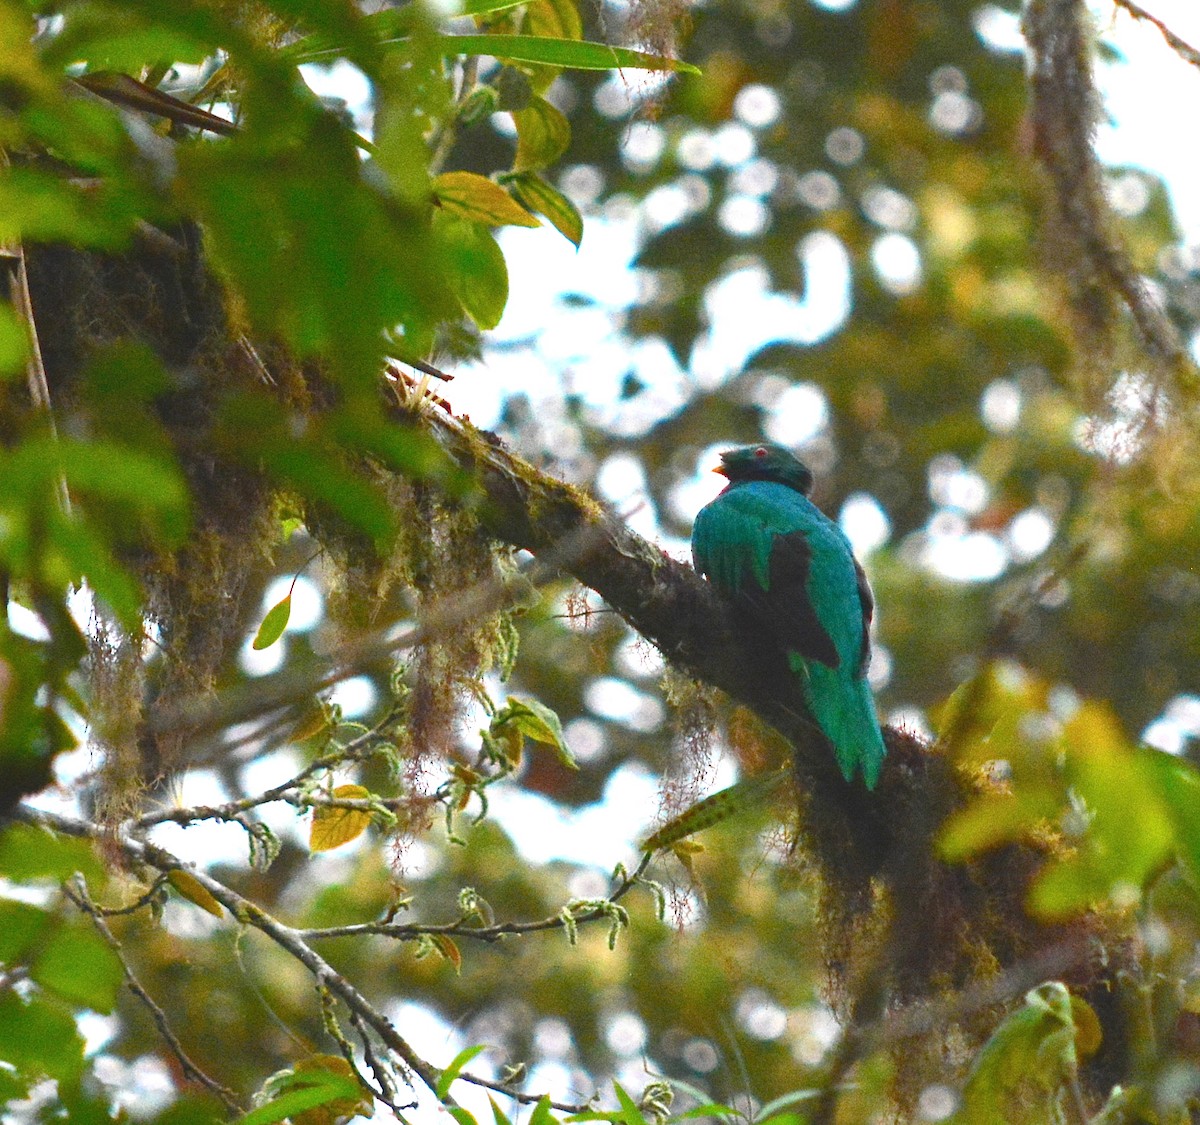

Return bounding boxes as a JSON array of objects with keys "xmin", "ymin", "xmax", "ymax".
[{"xmin": 693, "ymin": 478, "xmax": 885, "ymax": 787}]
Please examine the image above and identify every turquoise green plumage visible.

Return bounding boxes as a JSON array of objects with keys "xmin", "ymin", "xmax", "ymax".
[{"xmin": 691, "ymin": 444, "xmax": 886, "ymax": 788}]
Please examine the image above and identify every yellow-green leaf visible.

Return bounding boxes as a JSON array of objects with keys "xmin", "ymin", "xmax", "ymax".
[
  {"xmin": 526, "ymin": 0, "xmax": 583, "ymax": 41},
  {"xmin": 291, "ymin": 1056, "xmax": 374, "ymax": 1125},
  {"xmin": 508, "ymin": 172, "xmax": 583, "ymax": 246},
  {"xmin": 436, "ymin": 1044, "xmax": 487, "ymax": 1100},
  {"xmin": 252, "ymin": 593, "xmax": 292, "ymax": 650},
  {"xmin": 492, "ymin": 696, "xmax": 576, "ymax": 768},
  {"xmin": 433, "ymin": 171, "xmax": 540, "ymax": 228},
  {"xmin": 310, "ymin": 785, "xmax": 372, "ymax": 852},
  {"xmin": 938, "ymin": 788, "xmax": 1059, "ymax": 862},
  {"xmin": 513, "ymin": 97, "xmax": 571, "ymax": 172},
  {"xmin": 290, "ymin": 699, "xmax": 334, "ymax": 744},
  {"xmin": 950, "ymin": 982, "xmax": 1084, "ymax": 1124},
  {"xmin": 168, "ymin": 870, "xmax": 225, "ymax": 917},
  {"xmin": 247, "ymin": 1056, "xmax": 369, "ymax": 1125},
  {"xmin": 433, "ymin": 212, "xmax": 510, "ymax": 330},
  {"xmin": 1070, "ymin": 995, "xmax": 1102, "ymax": 1058}
]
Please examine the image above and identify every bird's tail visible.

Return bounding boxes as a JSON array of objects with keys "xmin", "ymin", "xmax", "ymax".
[{"xmin": 796, "ymin": 659, "xmax": 887, "ymax": 789}]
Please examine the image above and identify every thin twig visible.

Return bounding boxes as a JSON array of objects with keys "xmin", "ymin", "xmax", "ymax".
[
  {"xmin": 63, "ymin": 875, "xmax": 242, "ymax": 1113},
  {"xmin": 348, "ymin": 1006, "xmax": 407, "ymax": 1112},
  {"xmin": 17, "ymin": 804, "xmax": 638, "ymax": 1115},
  {"xmin": 23, "ymin": 806, "xmax": 448, "ymax": 1104},
  {"xmin": 299, "ymin": 852, "xmax": 650, "ymax": 944},
  {"xmin": 134, "ymin": 707, "xmax": 404, "ymax": 828},
  {"xmin": 88, "ymin": 875, "xmax": 170, "ymax": 917},
  {"xmin": 1111, "ymin": 0, "xmax": 1200, "ymax": 68}
]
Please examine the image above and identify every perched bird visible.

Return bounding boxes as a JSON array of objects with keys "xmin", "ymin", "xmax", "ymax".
[{"xmin": 691, "ymin": 443, "xmax": 886, "ymax": 788}]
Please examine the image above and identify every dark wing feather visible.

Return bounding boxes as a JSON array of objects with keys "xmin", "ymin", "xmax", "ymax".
[
  {"xmin": 693, "ymin": 490, "xmax": 840, "ymax": 669},
  {"xmin": 852, "ymin": 558, "xmax": 874, "ymax": 677},
  {"xmin": 742, "ymin": 530, "xmax": 840, "ymax": 669}
]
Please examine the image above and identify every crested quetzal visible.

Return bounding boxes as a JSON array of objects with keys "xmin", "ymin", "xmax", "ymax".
[{"xmin": 691, "ymin": 443, "xmax": 886, "ymax": 788}]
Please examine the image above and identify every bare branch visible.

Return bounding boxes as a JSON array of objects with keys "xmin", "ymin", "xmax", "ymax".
[
  {"xmin": 1112, "ymin": 0, "xmax": 1200, "ymax": 69},
  {"xmin": 63, "ymin": 875, "xmax": 242, "ymax": 1113},
  {"xmin": 299, "ymin": 852, "xmax": 651, "ymax": 944},
  {"xmin": 20, "ymin": 805, "xmax": 448, "ymax": 1105},
  {"xmin": 17, "ymin": 805, "xmax": 644, "ymax": 1115}
]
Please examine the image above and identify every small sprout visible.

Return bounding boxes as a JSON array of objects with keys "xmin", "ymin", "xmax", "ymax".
[
  {"xmin": 500, "ymin": 1062, "xmax": 527, "ymax": 1086},
  {"xmin": 247, "ymin": 822, "xmax": 281, "ymax": 871},
  {"xmin": 639, "ymin": 1080, "xmax": 674, "ymax": 1124},
  {"xmin": 559, "ymin": 905, "xmax": 579, "ymax": 946},
  {"xmin": 458, "ymin": 887, "xmax": 495, "ymax": 926}
]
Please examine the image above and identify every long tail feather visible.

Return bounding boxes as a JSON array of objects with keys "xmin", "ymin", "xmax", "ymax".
[{"xmin": 798, "ymin": 662, "xmax": 886, "ymax": 788}]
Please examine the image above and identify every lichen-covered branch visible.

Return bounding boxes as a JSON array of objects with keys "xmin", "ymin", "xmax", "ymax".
[{"xmin": 1024, "ymin": 0, "xmax": 1196, "ymax": 389}]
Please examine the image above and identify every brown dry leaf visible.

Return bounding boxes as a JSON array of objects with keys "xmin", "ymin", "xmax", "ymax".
[{"xmin": 432, "ymin": 933, "xmax": 463, "ymax": 974}]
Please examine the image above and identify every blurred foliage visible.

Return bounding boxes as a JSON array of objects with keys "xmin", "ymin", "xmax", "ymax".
[{"xmin": 3, "ymin": 0, "xmax": 1200, "ymax": 1122}]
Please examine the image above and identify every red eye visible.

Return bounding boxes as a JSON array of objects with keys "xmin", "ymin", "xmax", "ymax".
[{"xmin": 754, "ymin": 447, "xmax": 767, "ymax": 458}]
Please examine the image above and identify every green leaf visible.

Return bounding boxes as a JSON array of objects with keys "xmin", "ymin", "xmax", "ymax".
[
  {"xmin": 512, "ymin": 97, "xmax": 571, "ymax": 172},
  {"xmin": 507, "ymin": 172, "xmax": 583, "ymax": 247},
  {"xmin": 1142, "ymin": 749, "xmax": 1200, "ymax": 886},
  {"xmin": 39, "ymin": 8, "xmax": 213, "ymax": 73},
  {"xmin": 0, "ymin": 823, "xmax": 105, "ymax": 884},
  {"xmin": 489, "ymin": 1098, "xmax": 515, "ymax": 1125},
  {"xmin": 286, "ymin": 0, "xmax": 536, "ymax": 63},
  {"xmin": 45, "ymin": 508, "xmax": 145, "ymax": 629},
  {"xmin": 241, "ymin": 1066, "xmax": 365, "ymax": 1125},
  {"xmin": 436, "ymin": 1044, "xmax": 489, "ymax": 1101},
  {"xmin": 950, "ymin": 982, "xmax": 1085, "ymax": 1125},
  {"xmin": 529, "ymin": 1095, "xmax": 558, "ymax": 1125},
  {"xmin": 493, "ymin": 696, "xmax": 576, "ymax": 768},
  {"xmin": 54, "ymin": 441, "xmax": 189, "ymax": 535},
  {"xmin": 752, "ymin": 1089, "xmax": 824, "ymax": 1117},
  {"xmin": 32, "ymin": 925, "xmax": 124, "ymax": 1014},
  {"xmin": 179, "ymin": 109, "xmax": 451, "ymax": 383},
  {"xmin": 434, "ymin": 171, "xmax": 541, "ymax": 228},
  {"xmin": 253, "ymin": 592, "xmax": 293, "ymax": 650},
  {"xmin": 0, "ymin": 165, "xmax": 140, "ymax": 250},
  {"xmin": 562, "ymin": 1085, "xmax": 655, "ymax": 1125},
  {"xmin": 0, "ymin": 302, "xmax": 29, "ymax": 379},
  {"xmin": 0, "ymin": 991, "xmax": 86, "ymax": 1085},
  {"xmin": 0, "ymin": 898, "xmax": 51, "ymax": 962},
  {"xmin": 613, "ymin": 1084, "xmax": 650, "ymax": 1125},
  {"xmin": 439, "ymin": 34, "xmax": 700, "ymax": 72},
  {"xmin": 433, "ymin": 213, "xmax": 510, "ymax": 330}
]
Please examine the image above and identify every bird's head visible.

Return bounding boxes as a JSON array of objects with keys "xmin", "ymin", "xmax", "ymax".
[{"xmin": 714, "ymin": 444, "xmax": 815, "ymax": 495}]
